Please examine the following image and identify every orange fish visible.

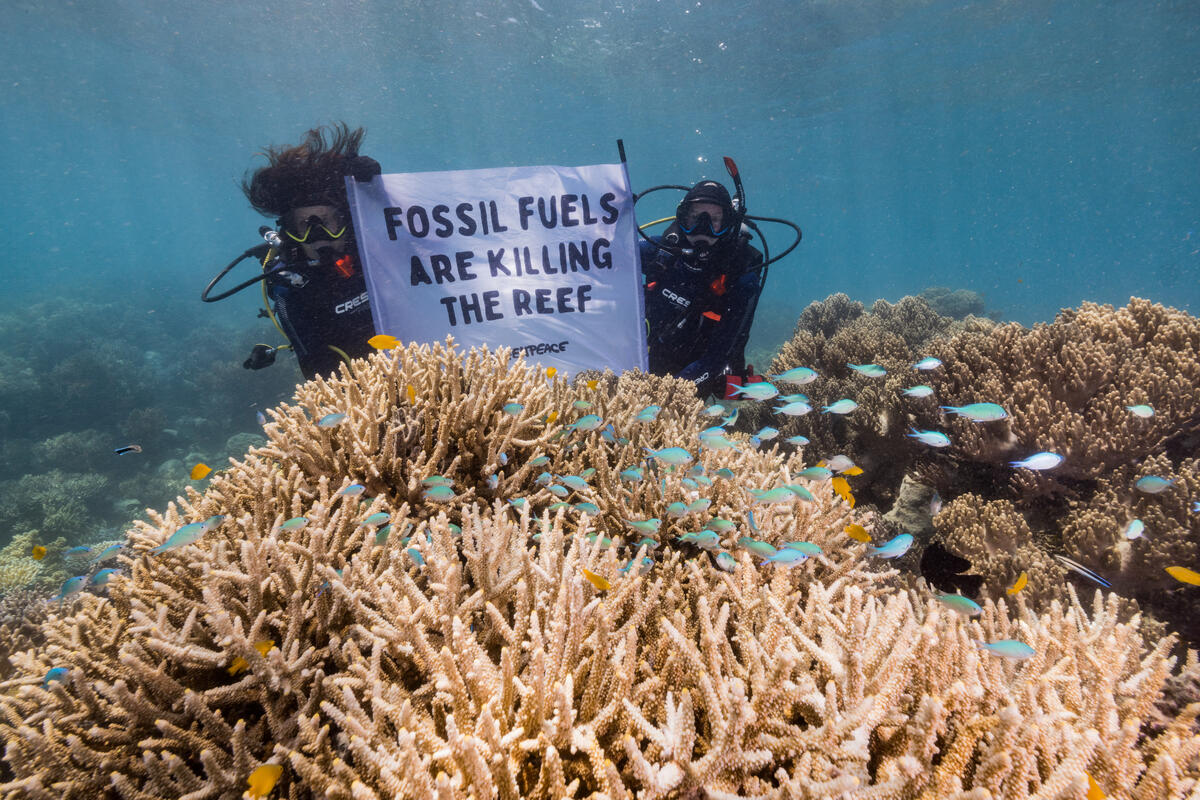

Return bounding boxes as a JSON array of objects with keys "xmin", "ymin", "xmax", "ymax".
[
  {"xmin": 546, "ymin": 367, "xmax": 557, "ymax": 378},
  {"xmin": 845, "ymin": 524, "xmax": 871, "ymax": 543},
  {"xmin": 367, "ymin": 333, "xmax": 399, "ymax": 350},
  {"xmin": 247, "ymin": 763, "xmax": 283, "ymax": 798},
  {"xmin": 1007, "ymin": 572, "xmax": 1028, "ymax": 595},
  {"xmin": 545, "ymin": 411, "xmax": 558, "ymax": 424},
  {"xmin": 1166, "ymin": 566, "xmax": 1200, "ymax": 586},
  {"xmin": 31, "ymin": 545, "xmax": 46, "ymax": 561},
  {"xmin": 190, "ymin": 463, "xmax": 212, "ymax": 480},
  {"xmin": 586, "ymin": 379, "xmax": 598, "ymax": 390},
  {"xmin": 831, "ymin": 476, "xmax": 855, "ymax": 508},
  {"xmin": 1085, "ymin": 771, "xmax": 1105, "ymax": 800},
  {"xmin": 582, "ymin": 568, "xmax": 611, "ymax": 591},
  {"xmin": 841, "ymin": 465, "xmax": 864, "ymax": 476},
  {"xmin": 227, "ymin": 640, "xmax": 276, "ymax": 676},
  {"xmin": 406, "ymin": 384, "xmax": 416, "ymax": 405}
]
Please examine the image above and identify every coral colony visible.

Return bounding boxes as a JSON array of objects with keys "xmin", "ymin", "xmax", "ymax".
[{"xmin": 0, "ymin": 296, "xmax": 1199, "ymax": 797}]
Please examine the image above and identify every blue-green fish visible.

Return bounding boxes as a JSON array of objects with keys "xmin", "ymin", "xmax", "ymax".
[
  {"xmin": 89, "ymin": 543, "xmax": 123, "ymax": 564},
  {"xmin": 975, "ymin": 639, "xmax": 1034, "ymax": 660},
  {"xmin": 634, "ymin": 537, "xmax": 660, "ymax": 551},
  {"xmin": 750, "ymin": 487, "xmax": 795, "ymax": 504},
  {"xmin": 782, "ymin": 541, "xmax": 823, "ymax": 556},
  {"xmin": 586, "ymin": 534, "xmax": 616, "ymax": 549},
  {"xmin": 529, "ymin": 455, "xmax": 551, "ymax": 467},
  {"xmin": 574, "ymin": 501, "xmax": 600, "ymax": 515},
  {"xmin": 941, "ymin": 403, "xmax": 1008, "ymax": 422},
  {"xmin": 679, "ymin": 531, "xmax": 721, "ymax": 550},
  {"xmin": 375, "ymin": 524, "xmax": 392, "ymax": 545},
  {"xmin": 822, "ymin": 399, "xmax": 858, "ymax": 414},
  {"xmin": 620, "ymin": 466, "xmax": 644, "ymax": 483},
  {"xmin": 729, "ymin": 381, "xmax": 779, "ymax": 401},
  {"xmin": 784, "ymin": 435, "xmax": 810, "ymax": 446},
  {"xmin": 681, "ymin": 477, "xmax": 699, "ymax": 490},
  {"xmin": 713, "ymin": 468, "xmax": 736, "ymax": 481},
  {"xmin": 42, "ymin": 667, "xmax": 69, "ymax": 688},
  {"xmin": 847, "ymin": 363, "xmax": 886, "ymax": 378},
  {"xmin": 907, "ymin": 429, "xmax": 951, "ymax": 448},
  {"xmin": 55, "ymin": 575, "xmax": 87, "ymax": 602},
  {"xmin": 903, "ymin": 385, "xmax": 934, "ymax": 398},
  {"xmin": 1123, "ymin": 519, "xmax": 1145, "ymax": 540},
  {"xmin": 1135, "ymin": 475, "xmax": 1175, "ymax": 494},
  {"xmin": 570, "ymin": 414, "xmax": 604, "ymax": 432},
  {"xmin": 913, "ymin": 357, "xmax": 942, "ymax": 370},
  {"xmin": 1010, "ymin": 452, "xmax": 1063, "ymax": 470},
  {"xmin": 737, "ymin": 537, "xmax": 777, "ymax": 557},
  {"xmin": 755, "ymin": 427, "xmax": 780, "ymax": 441},
  {"xmin": 688, "ymin": 464, "xmax": 705, "ymax": 477},
  {"xmin": 795, "ymin": 466, "xmax": 833, "ymax": 480},
  {"xmin": 625, "ymin": 518, "xmax": 662, "ymax": 534},
  {"xmin": 701, "ymin": 404, "xmax": 727, "ymax": 417},
  {"xmin": 422, "ymin": 485, "xmax": 456, "ymax": 502},
  {"xmin": 666, "ymin": 502, "xmax": 689, "ymax": 518},
  {"xmin": 280, "ymin": 517, "xmax": 309, "ymax": 532},
  {"xmin": 784, "ymin": 484, "xmax": 816, "ymax": 502},
  {"xmin": 90, "ymin": 568, "xmax": 120, "ymax": 587},
  {"xmin": 1126, "ymin": 404, "xmax": 1154, "ymax": 418},
  {"xmin": 700, "ymin": 434, "xmax": 739, "ymax": 451},
  {"xmin": 935, "ymin": 593, "xmax": 982, "ymax": 616},
  {"xmin": 581, "ymin": 468, "xmax": 596, "ymax": 479},
  {"xmin": 559, "ymin": 475, "xmax": 590, "ymax": 492},
  {"xmin": 508, "ymin": 497, "xmax": 527, "ymax": 509},
  {"xmin": 64, "ymin": 546, "xmax": 91, "ymax": 557},
  {"xmin": 635, "ymin": 405, "xmax": 662, "ymax": 422},
  {"xmin": 317, "ymin": 412, "xmax": 347, "ymax": 428},
  {"xmin": 769, "ymin": 367, "xmax": 818, "ymax": 385},
  {"xmin": 704, "ymin": 518, "xmax": 737, "ymax": 533},
  {"xmin": 502, "ymin": 402, "xmax": 524, "ymax": 415},
  {"xmin": 406, "ymin": 548, "xmax": 425, "ymax": 566},
  {"xmin": 868, "ymin": 533, "xmax": 913, "ymax": 558},
  {"xmin": 421, "ymin": 475, "xmax": 452, "ymax": 487},
  {"xmin": 359, "ymin": 512, "xmax": 389, "ymax": 527},
  {"xmin": 779, "ymin": 393, "xmax": 810, "ymax": 403},
  {"xmin": 535, "ymin": 471, "xmax": 553, "ymax": 486},
  {"xmin": 339, "ymin": 483, "xmax": 367, "ymax": 496},
  {"xmin": 547, "ymin": 484, "xmax": 569, "ymax": 498},
  {"xmin": 694, "ymin": 475, "xmax": 713, "ymax": 487},
  {"xmin": 763, "ymin": 549, "xmax": 807, "ymax": 567},
  {"xmin": 546, "ymin": 502, "xmax": 571, "ymax": 511},
  {"xmin": 773, "ymin": 401, "xmax": 813, "ymax": 416},
  {"xmin": 152, "ymin": 523, "xmax": 205, "ymax": 554},
  {"xmin": 572, "ymin": 399, "xmax": 593, "ymax": 410},
  {"xmin": 620, "ymin": 556, "xmax": 655, "ymax": 576},
  {"xmin": 687, "ymin": 498, "xmax": 711, "ymax": 514},
  {"xmin": 600, "ymin": 423, "xmax": 618, "ymax": 444},
  {"xmin": 644, "ymin": 446, "xmax": 693, "ymax": 466},
  {"xmin": 486, "ymin": 474, "xmax": 500, "ymax": 490},
  {"xmin": 721, "ymin": 408, "xmax": 739, "ymax": 426},
  {"xmin": 714, "ymin": 551, "xmax": 738, "ymax": 572}
]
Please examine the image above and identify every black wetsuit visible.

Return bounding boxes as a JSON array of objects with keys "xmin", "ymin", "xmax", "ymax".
[
  {"xmin": 267, "ymin": 243, "xmax": 376, "ymax": 380},
  {"xmin": 640, "ymin": 233, "xmax": 764, "ymax": 397}
]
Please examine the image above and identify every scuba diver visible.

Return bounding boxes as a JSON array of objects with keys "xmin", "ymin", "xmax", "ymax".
[
  {"xmin": 202, "ymin": 122, "xmax": 382, "ymax": 380},
  {"xmin": 636, "ymin": 157, "xmax": 801, "ymax": 398}
]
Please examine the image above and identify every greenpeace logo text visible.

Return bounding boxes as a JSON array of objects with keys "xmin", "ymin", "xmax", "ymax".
[{"xmin": 510, "ymin": 340, "xmax": 570, "ymax": 359}]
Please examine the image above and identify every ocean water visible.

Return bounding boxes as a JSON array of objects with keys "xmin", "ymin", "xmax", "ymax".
[{"xmin": 0, "ymin": 0, "xmax": 1196, "ymax": 533}]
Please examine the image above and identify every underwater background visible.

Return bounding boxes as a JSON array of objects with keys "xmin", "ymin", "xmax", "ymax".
[{"xmin": 0, "ymin": 0, "xmax": 1197, "ymax": 559}]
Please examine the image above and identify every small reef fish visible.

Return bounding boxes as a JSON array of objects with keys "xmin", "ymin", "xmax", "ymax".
[
  {"xmin": 700, "ymin": 434, "xmax": 739, "ymax": 451},
  {"xmin": 1135, "ymin": 475, "xmax": 1175, "ymax": 494},
  {"xmin": 367, "ymin": 333, "xmax": 400, "ymax": 349},
  {"xmin": 1009, "ymin": 452, "xmax": 1064, "ymax": 470},
  {"xmin": 374, "ymin": 524, "xmax": 392, "ymax": 545},
  {"xmin": 113, "ymin": 444, "xmax": 142, "ymax": 455},
  {"xmin": 755, "ymin": 426, "xmax": 780, "ymax": 440},
  {"xmin": 847, "ymin": 363, "xmax": 886, "ymax": 378},
  {"xmin": 508, "ymin": 498, "xmax": 527, "ymax": 509},
  {"xmin": 1054, "ymin": 554, "xmax": 1111, "ymax": 588},
  {"xmin": 1124, "ymin": 519, "xmax": 1145, "ymax": 540},
  {"xmin": 546, "ymin": 367, "xmax": 557, "ymax": 378},
  {"xmin": 929, "ymin": 491, "xmax": 943, "ymax": 516},
  {"xmin": 935, "ymin": 592, "xmax": 982, "ymax": 616},
  {"xmin": 1193, "ymin": 501, "xmax": 1200, "ymax": 513},
  {"xmin": 1007, "ymin": 572, "xmax": 1028, "ymax": 595},
  {"xmin": 907, "ymin": 428, "xmax": 951, "ymax": 448},
  {"xmin": 705, "ymin": 518, "xmax": 737, "ymax": 533},
  {"xmin": 687, "ymin": 498, "xmax": 711, "ymax": 514},
  {"xmin": 227, "ymin": 641, "xmax": 275, "ymax": 676},
  {"xmin": 831, "ymin": 476, "xmax": 855, "ymax": 506},
  {"xmin": 619, "ymin": 467, "xmax": 644, "ymax": 482},
  {"xmin": 784, "ymin": 435, "xmax": 810, "ymax": 446},
  {"xmin": 486, "ymin": 474, "xmax": 500, "ymax": 490},
  {"xmin": 868, "ymin": 533, "xmax": 913, "ymax": 558},
  {"xmin": 54, "ymin": 575, "xmax": 87, "ymax": 605},
  {"xmin": 665, "ymin": 501, "xmax": 689, "ymax": 518},
  {"xmin": 737, "ymin": 537, "xmax": 777, "ymax": 557},
  {"xmin": 406, "ymin": 548, "xmax": 426, "ymax": 566},
  {"xmin": 256, "ymin": 411, "xmax": 267, "ymax": 426},
  {"xmin": 406, "ymin": 384, "xmax": 416, "ymax": 404},
  {"xmin": 545, "ymin": 411, "xmax": 559, "ymax": 425},
  {"xmin": 89, "ymin": 568, "xmax": 120, "ymax": 587},
  {"xmin": 913, "ymin": 357, "xmax": 942, "ymax": 370},
  {"xmin": 502, "ymin": 402, "xmax": 524, "ymax": 415},
  {"xmin": 746, "ymin": 510, "xmax": 762, "ymax": 534},
  {"xmin": 246, "ymin": 764, "xmax": 284, "ymax": 799},
  {"xmin": 763, "ymin": 549, "xmax": 808, "ymax": 567},
  {"xmin": 795, "ymin": 466, "xmax": 833, "ymax": 480},
  {"xmin": 151, "ymin": 522, "xmax": 204, "ymax": 554},
  {"xmin": 713, "ymin": 468, "xmax": 736, "ymax": 481},
  {"xmin": 634, "ymin": 537, "xmax": 660, "ymax": 551},
  {"xmin": 782, "ymin": 541, "xmax": 823, "ymax": 556},
  {"xmin": 64, "ymin": 545, "xmax": 91, "ymax": 557},
  {"xmin": 1166, "ymin": 566, "xmax": 1200, "ymax": 586},
  {"xmin": 31, "ymin": 545, "xmax": 46, "ymax": 561},
  {"xmin": 42, "ymin": 667, "xmax": 69, "ymax": 688},
  {"xmin": 779, "ymin": 393, "xmax": 810, "ymax": 403},
  {"xmin": 679, "ymin": 531, "xmax": 721, "ymax": 550},
  {"xmin": 317, "ymin": 412, "xmax": 347, "ymax": 428},
  {"xmin": 701, "ymin": 404, "xmax": 727, "ymax": 417},
  {"xmin": 721, "ymin": 408, "xmax": 739, "ymax": 426},
  {"xmin": 581, "ymin": 568, "xmax": 611, "ymax": 591},
  {"xmin": 529, "ymin": 455, "xmax": 551, "ymax": 467},
  {"xmin": 773, "ymin": 401, "xmax": 813, "ymax": 416},
  {"xmin": 902, "ymin": 385, "xmax": 934, "ymax": 398},
  {"xmin": 823, "ymin": 455, "xmax": 856, "ymax": 473},
  {"xmin": 626, "ymin": 518, "xmax": 662, "ymax": 534},
  {"xmin": 728, "ymin": 381, "xmax": 779, "ymax": 401},
  {"xmin": 1125, "ymin": 404, "xmax": 1154, "ymax": 418},
  {"xmin": 975, "ymin": 639, "xmax": 1035, "ymax": 660},
  {"xmin": 620, "ymin": 556, "xmax": 654, "ymax": 576},
  {"xmin": 600, "ymin": 423, "xmax": 618, "ymax": 444},
  {"xmin": 422, "ymin": 485, "xmax": 456, "ymax": 502},
  {"xmin": 644, "ymin": 446, "xmax": 693, "ymax": 466},
  {"xmin": 769, "ymin": 367, "xmax": 818, "ymax": 385},
  {"xmin": 358, "ymin": 512, "xmax": 389, "ymax": 527},
  {"xmin": 941, "ymin": 403, "xmax": 1008, "ymax": 422},
  {"xmin": 547, "ymin": 484, "xmax": 570, "ymax": 498},
  {"xmin": 572, "ymin": 400, "xmax": 593, "ymax": 410},
  {"xmin": 570, "ymin": 414, "xmax": 604, "ymax": 432},
  {"xmin": 558, "ymin": 474, "xmax": 590, "ymax": 492},
  {"xmin": 635, "ymin": 405, "xmax": 662, "ymax": 422},
  {"xmin": 338, "ymin": 483, "xmax": 367, "ymax": 496},
  {"xmin": 585, "ymin": 379, "xmax": 598, "ymax": 390},
  {"xmin": 822, "ymin": 399, "xmax": 858, "ymax": 414},
  {"xmin": 845, "ymin": 524, "xmax": 871, "ymax": 543},
  {"xmin": 714, "ymin": 551, "xmax": 738, "ymax": 572},
  {"xmin": 190, "ymin": 463, "xmax": 212, "ymax": 480},
  {"xmin": 785, "ymin": 484, "xmax": 817, "ymax": 502},
  {"xmin": 750, "ymin": 487, "xmax": 796, "ymax": 505}
]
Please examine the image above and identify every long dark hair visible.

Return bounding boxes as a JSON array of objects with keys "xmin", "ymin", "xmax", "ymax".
[{"xmin": 242, "ymin": 122, "xmax": 366, "ymax": 218}]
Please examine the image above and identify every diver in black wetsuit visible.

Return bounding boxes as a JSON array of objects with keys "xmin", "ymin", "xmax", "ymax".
[
  {"xmin": 203, "ymin": 123, "xmax": 381, "ymax": 380},
  {"xmin": 640, "ymin": 180, "xmax": 765, "ymax": 398}
]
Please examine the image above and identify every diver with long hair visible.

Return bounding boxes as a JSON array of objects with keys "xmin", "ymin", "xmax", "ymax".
[{"xmin": 203, "ymin": 122, "xmax": 381, "ymax": 380}]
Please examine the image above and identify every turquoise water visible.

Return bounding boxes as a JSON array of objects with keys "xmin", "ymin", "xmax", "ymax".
[{"xmin": 0, "ymin": 0, "xmax": 1197, "ymax": 541}]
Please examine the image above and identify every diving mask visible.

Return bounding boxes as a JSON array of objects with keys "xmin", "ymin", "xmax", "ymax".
[
  {"xmin": 285, "ymin": 213, "xmax": 347, "ymax": 244},
  {"xmin": 676, "ymin": 205, "xmax": 731, "ymax": 239}
]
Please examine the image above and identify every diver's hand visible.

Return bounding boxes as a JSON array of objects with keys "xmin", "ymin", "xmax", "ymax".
[
  {"xmin": 348, "ymin": 156, "xmax": 381, "ymax": 183},
  {"xmin": 243, "ymin": 344, "xmax": 277, "ymax": 370}
]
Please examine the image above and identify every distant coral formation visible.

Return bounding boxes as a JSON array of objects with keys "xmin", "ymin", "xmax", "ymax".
[{"xmin": 1, "ymin": 340, "xmax": 1196, "ymax": 798}]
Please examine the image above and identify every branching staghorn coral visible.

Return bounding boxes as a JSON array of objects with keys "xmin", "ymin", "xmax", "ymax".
[{"xmin": 0, "ymin": 340, "xmax": 1196, "ymax": 798}]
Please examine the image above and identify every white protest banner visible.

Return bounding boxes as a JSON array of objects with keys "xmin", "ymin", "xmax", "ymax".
[{"xmin": 345, "ymin": 163, "xmax": 647, "ymax": 376}]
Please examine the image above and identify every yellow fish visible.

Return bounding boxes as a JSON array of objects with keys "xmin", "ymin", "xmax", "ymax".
[
  {"xmin": 1166, "ymin": 566, "xmax": 1200, "ymax": 586},
  {"xmin": 546, "ymin": 367, "xmax": 557, "ymax": 378},
  {"xmin": 247, "ymin": 764, "xmax": 283, "ymax": 798},
  {"xmin": 1007, "ymin": 572, "xmax": 1028, "ymax": 595},
  {"xmin": 841, "ymin": 465, "xmax": 864, "ymax": 476},
  {"xmin": 406, "ymin": 384, "xmax": 416, "ymax": 405},
  {"xmin": 845, "ymin": 523, "xmax": 871, "ymax": 543},
  {"xmin": 831, "ymin": 476, "xmax": 855, "ymax": 508},
  {"xmin": 1085, "ymin": 771, "xmax": 1105, "ymax": 800},
  {"xmin": 581, "ymin": 568, "xmax": 611, "ymax": 591},
  {"xmin": 190, "ymin": 463, "xmax": 212, "ymax": 480},
  {"xmin": 545, "ymin": 411, "xmax": 558, "ymax": 424},
  {"xmin": 586, "ymin": 379, "xmax": 598, "ymax": 390},
  {"xmin": 227, "ymin": 640, "xmax": 276, "ymax": 676},
  {"xmin": 367, "ymin": 334, "xmax": 399, "ymax": 350},
  {"xmin": 31, "ymin": 545, "xmax": 46, "ymax": 561}
]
